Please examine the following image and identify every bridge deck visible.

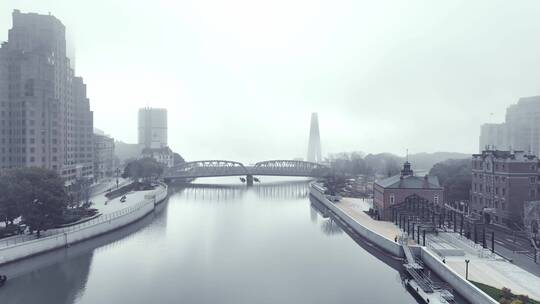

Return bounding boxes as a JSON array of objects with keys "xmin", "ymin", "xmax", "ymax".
[{"xmin": 164, "ymin": 160, "xmax": 329, "ymax": 179}]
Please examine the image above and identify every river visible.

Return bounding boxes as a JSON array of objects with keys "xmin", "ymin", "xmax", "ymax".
[{"xmin": 0, "ymin": 177, "xmax": 428, "ymax": 303}]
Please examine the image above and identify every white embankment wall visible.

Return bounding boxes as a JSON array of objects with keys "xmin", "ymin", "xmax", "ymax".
[
  {"xmin": 309, "ymin": 185, "xmax": 404, "ymax": 258},
  {"xmin": 0, "ymin": 185, "xmax": 168, "ymax": 265},
  {"xmin": 420, "ymin": 248, "xmax": 498, "ymax": 304},
  {"xmin": 309, "ymin": 183, "xmax": 497, "ymax": 304}
]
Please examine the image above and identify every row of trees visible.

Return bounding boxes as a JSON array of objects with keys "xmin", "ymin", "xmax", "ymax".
[
  {"xmin": 326, "ymin": 151, "xmax": 471, "ymax": 178},
  {"xmin": 328, "ymin": 151, "xmax": 473, "ymax": 205},
  {"xmin": 326, "ymin": 152, "xmax": 401, "ymax": 177},
  {"xmin": 121, "ymin": 157, "xmax": 164, "ymax": 181},
  {"xmin": 0, "ymin": 157, "xmax": 171, "ymax": 237},
  {"xmin": 0, "ymin": 168, "xmax": 69, "ymax": 236},
  {"xmin": 428, "ymin": 158, "xmax": 471, "ymax": 203}
]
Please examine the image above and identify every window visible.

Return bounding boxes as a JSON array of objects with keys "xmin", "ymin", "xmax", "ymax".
[
  {"xmin": 502, "ymin": 203, "xmax": 505, "ymax": 210},
  {"xmin": 389, "ymin": 194, "xmax": 395, "ymax": 204},
  {"xmin": 24, "ymin": 79, "xmax": 34, "ymax": 97},
  {"xmin": 434, "ymin": 195, "xmax": 439, "ymax": 204},
  {"xmin": 502, "ymin": 188, "xmax": 506, "ymax": 196},
  {"xmin": 530, "ymin": 176, "xmax": 536, "ymax": 184}
]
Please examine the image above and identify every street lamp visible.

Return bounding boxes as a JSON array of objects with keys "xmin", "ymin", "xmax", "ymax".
[
  {"xmin": 465, "ymin": 259, "xmax": 470, "ymax": 280},
  {"xmin": 115, "ymin": 167, "xmax": 121, "ymax": 189}
]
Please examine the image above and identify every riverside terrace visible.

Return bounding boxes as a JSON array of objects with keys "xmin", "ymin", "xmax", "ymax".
[{"xmin": 338, "ymin": 196, "xmax": 540, "ymax": 302}]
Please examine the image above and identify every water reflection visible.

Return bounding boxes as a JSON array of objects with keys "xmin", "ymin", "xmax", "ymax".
[
  {"xmin": 0, "ymin": 179, "xmax": 435, "ymax": 304},
  {"xmin": 1, "ymin": 252, "xmax": 92, "ymax": 304},
  {"xmin": 0, "ymin": 200, "xmax": 169, "ymax": 303},
  {"xmin": 177, "ymin": 180, "xmax": 310, "ymax": 202},
  {"xmin": 309, "ymin": 196, "xmax": 342, "ymax": 235}
]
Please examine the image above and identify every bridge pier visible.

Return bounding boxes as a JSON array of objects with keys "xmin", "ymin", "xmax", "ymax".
[{"xmin": 246, "ymin": 174, "xmax": 254, "ymax": 186}]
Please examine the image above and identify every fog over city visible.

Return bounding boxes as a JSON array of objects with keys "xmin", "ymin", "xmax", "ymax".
[{"xmin": 2, "ymin": 0, "xmax": 540, "ymax": 162}]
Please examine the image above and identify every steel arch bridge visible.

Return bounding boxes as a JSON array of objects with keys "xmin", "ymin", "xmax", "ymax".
[
  {"xmin": 163, "ymin": 159, "xmax": 329, "ymax": 181},
  {"xmin": 250, "ymin": 160, "xmax": 329, "ymax": 177},
  {"xmin": 164, "ymin": 160, "xmax": 249, "ymax": 179}
]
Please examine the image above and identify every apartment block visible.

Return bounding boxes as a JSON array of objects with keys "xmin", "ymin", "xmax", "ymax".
[
  {"xmin": 94, "ymin": 131, "xmax": 115, "ymax": 180},
  {"xmin": 138, "ymin": 108, "xmax": 167, "ymax": 149},
  {"xmin": 471, "ymin": 150, "xmax": 538, "ymax": 226},
  {"xmin": 0, "ymin": 10, "xmax": 94, "ymax": 184}
]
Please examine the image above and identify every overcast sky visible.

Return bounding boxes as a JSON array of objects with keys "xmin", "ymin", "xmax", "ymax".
[{"xmin": 2, "ymin": 0, "xmax": 540, "ymax": 163}]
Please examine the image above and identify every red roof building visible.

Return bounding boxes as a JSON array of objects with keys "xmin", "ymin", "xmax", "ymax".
[{"xmin": 373, "ymin": 161, "xmax": 443, "ymax": 220}]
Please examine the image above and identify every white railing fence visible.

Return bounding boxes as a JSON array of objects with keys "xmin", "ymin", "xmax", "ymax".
[{"xmin": 0, "ymin": 186, "xmax": 167, "ymax": 249}]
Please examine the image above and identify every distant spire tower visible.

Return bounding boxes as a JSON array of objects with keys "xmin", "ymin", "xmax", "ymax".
[{"xmin": 307, "ymin": 113, "xmax": 322, "ymax": 163}]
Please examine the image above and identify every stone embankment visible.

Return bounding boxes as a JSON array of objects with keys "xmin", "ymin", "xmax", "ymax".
[
  {"xmin": 309, "ymin": 183, "xmax": 497, "ymax": 304},
  {"xmin": 0, "ymin": 184, "xmax": 168, "ymax": 265}
]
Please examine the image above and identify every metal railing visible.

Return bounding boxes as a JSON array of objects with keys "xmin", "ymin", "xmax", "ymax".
[{"xmin": 0, "ymin": 187, "xmax": 166, "ymax": 249}]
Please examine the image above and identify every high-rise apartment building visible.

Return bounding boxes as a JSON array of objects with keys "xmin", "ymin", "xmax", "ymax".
[
  {"xmin": 94, "ymin": 130, "xmax": 115, "ymax": 180},
  {"xmin": 138, "ymin": 108, "xmax": 167, "ymax": 149},
  {"xmin": 506, "ymin": 96, "xmax": 540, "ymax": 155},
  {"xmin": 0, "ymin": 10, "xmax": 94, "ymax": 184},
  {"xmin": 479, "ymin": 96, "xmax": 540, "ymax": 154},
  {"xmin": 479, "ymin": 123, "xmax": 507, "ymax": 151}
]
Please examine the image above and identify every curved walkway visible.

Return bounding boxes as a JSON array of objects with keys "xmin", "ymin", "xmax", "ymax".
[{"xmin": 0, "ymin": 183, "xmax": 168, "ymax": 265}]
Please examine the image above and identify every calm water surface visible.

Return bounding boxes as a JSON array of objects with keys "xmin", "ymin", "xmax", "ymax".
[{"xmin": 0, "ymin": 177, "xmax": 422, "ymax": 304}]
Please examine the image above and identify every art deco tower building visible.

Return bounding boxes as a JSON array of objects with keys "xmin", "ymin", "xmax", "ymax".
[{"xmin": 0, "ymin": 10, "xmax": 94, "ymax": 184}]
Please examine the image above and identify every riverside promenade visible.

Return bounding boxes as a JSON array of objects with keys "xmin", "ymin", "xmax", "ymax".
[
  {"xmin": 333, "ymin": 195, "xmax": 540, "ymax": 302},
  {"xmin": 0, "ymin": 182, "xmax": 168, "ymax": 265},
  {"xmin": 310, "ymin": 183, "xmax": 498, "ymax": 304},
  {"xmin": 427, "ymin": 232, "xmax": 540, "ymax": 300},
  {"xmin": 337, "ymin": 197, "xmax": 409, "ymax": 243}
]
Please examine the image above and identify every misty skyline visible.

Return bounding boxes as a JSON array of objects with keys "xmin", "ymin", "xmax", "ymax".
[{"xmin": 2, "ymin": 1, "xmax": 540, "ymax": 163}]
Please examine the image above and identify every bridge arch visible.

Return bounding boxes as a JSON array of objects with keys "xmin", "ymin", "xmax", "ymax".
[
  {"xmin": 251, "ymin": 160, "xmax": 329, "ymax": 177},
  {"xmin": 164, "ymin": 159, "xmax": 330, "ymax": 180},
  {"xmin": 164, "ymin": 160, "xmax": 249, "ymax": 179}
]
